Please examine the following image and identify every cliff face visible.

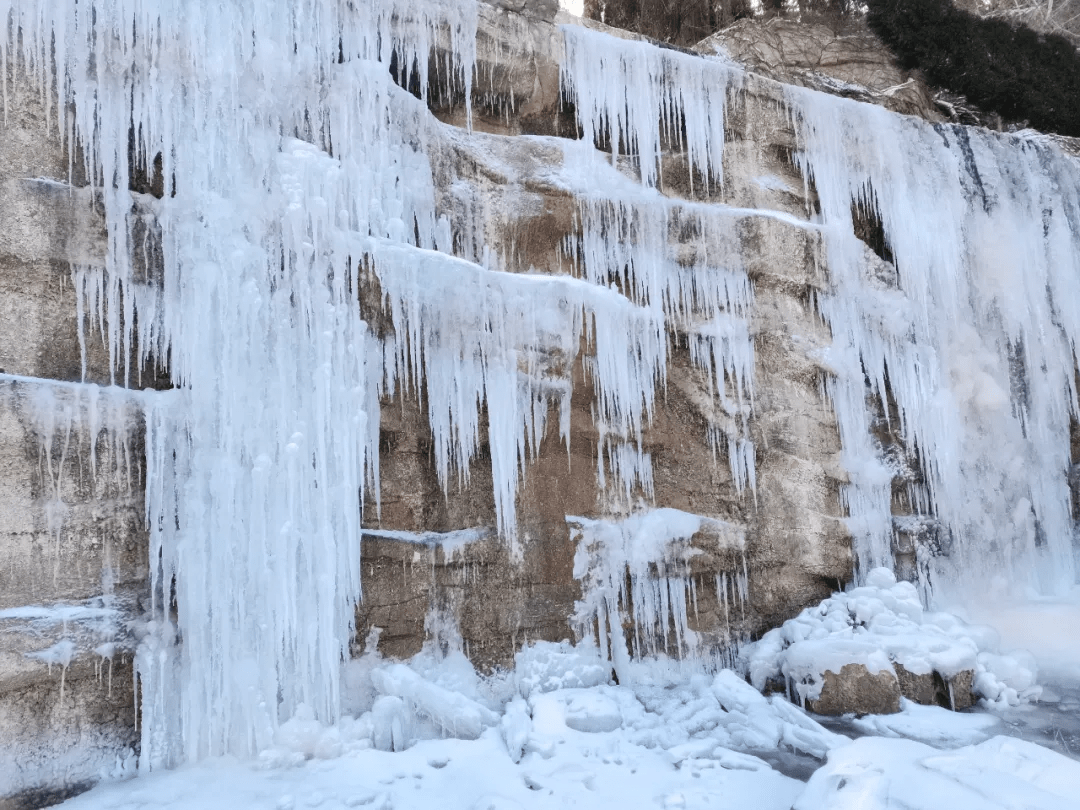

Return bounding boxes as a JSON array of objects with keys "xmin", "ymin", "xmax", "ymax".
[
  {"xmin": 0, "ymin": 5, "xmax": 852, "ymax": 798},
  {"xmin": 360, "ymin": 6, "xmax": 855, "ymax": 666},
  {"xmin": 1, "ymin": 1, "xmax": 1078, "ymax": 803}
]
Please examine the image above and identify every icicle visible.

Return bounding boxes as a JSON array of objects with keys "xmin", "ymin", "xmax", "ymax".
[
  {"xmin": 569, "ymin": 509, "xmax": 744, "ymax": 663},
  {"xmin": 372, "ymin": 240, "xmax": 665, "ymax": 550},
  {"xmin": 560, "ymin": 26, "xmax": 740, "ymax": 191},
  {"xmin": 1, "ymin": 0, "xmax": 480, "ymax": 765},
  {"xmin": 566, "ymin": 169, "xmax": 757, "ymax": 496}
]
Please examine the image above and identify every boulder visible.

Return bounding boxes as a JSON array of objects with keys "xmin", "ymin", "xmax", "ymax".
[{"xmin": 805, "ymin": 663, "xmax": 901, "ymax": 716}]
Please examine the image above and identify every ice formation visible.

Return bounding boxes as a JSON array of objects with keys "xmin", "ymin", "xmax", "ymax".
[
  {"xmin": 788, "ymin": 93, "xmax": 1080, "ymax": 594},
  {"xmin": 561, "ymin": 27, "xmax": 739, "ymax": 192},
  {"xmin": 336, "ymin": 635, "xmax": 851, "ymax": 766},
  {"xmin": 559, "ymin": 24, "xmax": 1080, "ymax": 596},
  {"xmin": 795, "ymin": 735, "xmax": 1080, "ymax": 810},
  {"xmin": 4, "ymin": 0, "xmax": 1080, "ymax": 776},
  {"xmin": 570, "ymin": 509, "xmax": 747, "ymax": 677},
  {"xmin": 562, "ymin": 180, "xmax": 757, "ymax": 495},
  {"xmin": 2, "ymin": 0, "xmax": 485, "ymax": 765}
]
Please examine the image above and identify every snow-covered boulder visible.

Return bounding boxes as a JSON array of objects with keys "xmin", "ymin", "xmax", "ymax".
[{"xmin": 744, "ymin": 568, "xmax": 1038, "ymax": 714}]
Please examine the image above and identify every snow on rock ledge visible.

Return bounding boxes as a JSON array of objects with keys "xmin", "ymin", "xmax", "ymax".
[{"xmin": 745, "ymin": 568, "xmax": 1041, "ymax": 714}]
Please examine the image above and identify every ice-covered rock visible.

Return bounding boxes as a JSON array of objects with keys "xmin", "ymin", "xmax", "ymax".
[
  {"xmin": 514, "ymin": 640, "xmax": 610, "ymax": 698},
  {"xmin": 806, "ymin": 662, "xmax": 901, "ymax": 716}
]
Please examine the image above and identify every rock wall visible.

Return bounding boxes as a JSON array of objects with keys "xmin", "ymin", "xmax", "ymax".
[
  {"xmin": 358, "ymin": 4, "xmax": 853, "ymax": 667},
  {"xmin": 0, "ymin": 3, "xmax": 943, "ymax": 803},
  {"xmin": 0, "ymin": 63, "xmax": 146, "ymax": 804}
]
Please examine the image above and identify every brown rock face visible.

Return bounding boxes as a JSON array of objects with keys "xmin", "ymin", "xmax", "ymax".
[
  {"xmin": 805, "ymin": 663, "xmax": 901, "ymax": 716},
  {"xmin": 697, "ymin": 18, "xmax": 941, "ymax": 120},
  {"xmin": 948, "ymin": 670, "xmax": 976, "ymax": 711},
  {"xmin": 0, "ymin": 54, "xmax": 149, "ymax": 806},
  {"xmin": 0, "ymin": 659, "xmax": 138, "ymax": 810}
]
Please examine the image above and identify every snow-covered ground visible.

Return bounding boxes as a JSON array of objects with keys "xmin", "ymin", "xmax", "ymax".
[{"xmin": 57, "ymin": 622, "xmax": 1080, "ymax": 810}]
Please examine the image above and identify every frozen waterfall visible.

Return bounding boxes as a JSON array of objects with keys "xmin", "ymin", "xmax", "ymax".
[{"xmin": 4, "ymin": 0, "xmax": 1080, "ymax": 768}]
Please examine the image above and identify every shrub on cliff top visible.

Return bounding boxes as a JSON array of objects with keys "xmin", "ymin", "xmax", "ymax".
[{"xmin": 866, "ymin": 0, "xmax": 1080, "ymax": 136}]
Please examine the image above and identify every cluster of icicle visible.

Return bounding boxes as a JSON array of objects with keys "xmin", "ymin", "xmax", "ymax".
[
  {"xmin": 560, "ymin": 25, "xmax": 1080, "ymax": 597},
  {"xmin": 0, "ymin": 0, "xmax": 484, "ymax": 767},
  {"xmin": 569, "ymin": 508, "xmax": 747, "ymax": 683}
]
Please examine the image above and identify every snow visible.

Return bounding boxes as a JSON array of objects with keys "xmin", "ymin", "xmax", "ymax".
[
  {"xmin": 56, "ymin": 641, "xmax": 817, "ymax": 810},
  {"xmin": 851, "ymin": 698, "xmax": 1001, "ymax": 748},
  {"xmin": 53, "ymin": 637, "xmax": 1080, "ymax": 810},
  {"xmin": 57, "ymin": 727, "xmax": 803, "ymax": 810},
  {"xmin": 795, "ymin": 735, "xmax": 1080, "ymax": 810}
]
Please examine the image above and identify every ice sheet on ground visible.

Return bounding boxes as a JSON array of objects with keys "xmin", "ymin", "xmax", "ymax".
[
  {"xmin": 59, "ymin": 638, "xmax": 1076, "ymax": 810},
  {"xmin": 58, "ymin": 727, "xmax": 803, "ymax": 810},
  {"xmin": 60, "ymin": 641, "xmax": 818, "ymax": 810},
  {"xmin": 851, "ymin": 699, "xmax": 1001, "ymax": 748},
  {"xmin": 795, "ymin": 735, "xmax": 1080, "ymax": 810}
]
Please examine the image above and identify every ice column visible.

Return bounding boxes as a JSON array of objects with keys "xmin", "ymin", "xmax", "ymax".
[{"xmin": 1, "ymin": 0, "xmax": 479, "ymax": 764}]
